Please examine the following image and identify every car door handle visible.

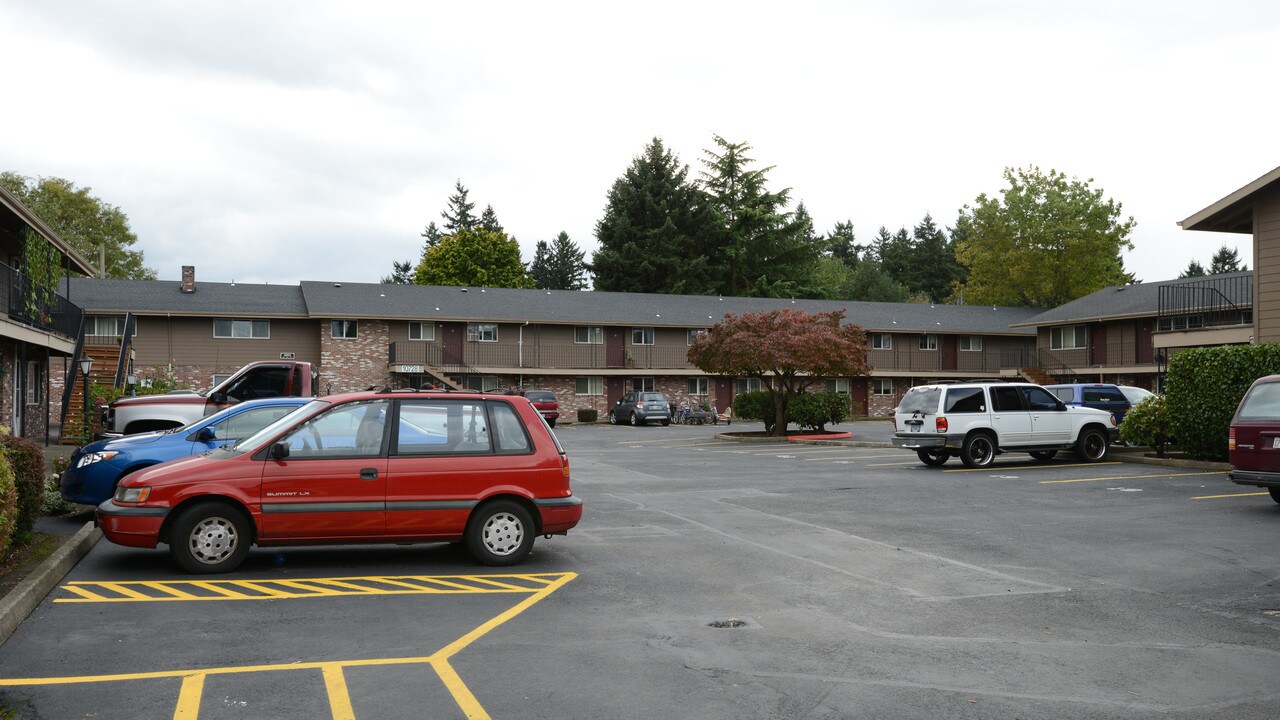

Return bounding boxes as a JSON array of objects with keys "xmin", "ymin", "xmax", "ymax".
[{"xmin": 360, "ymin": 468, "xmax": 379, "ymax": 481}]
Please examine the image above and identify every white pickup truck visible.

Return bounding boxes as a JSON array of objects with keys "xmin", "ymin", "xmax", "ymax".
[{"xmin": 103, "ymin": 361, "xmax": 318, "ymax": 435}]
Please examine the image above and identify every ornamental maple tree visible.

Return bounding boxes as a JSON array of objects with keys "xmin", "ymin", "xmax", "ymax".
[{"xmin": 687, "ymin": 308, "xmax": 869, "ymax": 436}]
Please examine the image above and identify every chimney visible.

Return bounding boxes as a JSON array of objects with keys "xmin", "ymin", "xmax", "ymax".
[{"xmin": 181, "ymin": 266, "xmax": 196, "ymax": 293}]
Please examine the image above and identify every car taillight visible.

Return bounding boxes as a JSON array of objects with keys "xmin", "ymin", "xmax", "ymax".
[
  {"xmin": 636, "ymin": 402, "xmax": 645, "ymax": 409},
  {"xmin": 936, "ymin": 416, "xmax": 948, "ymax": 433},
  {"xmin": 1229, "ymin": 427, "xmax": 1236, "ymax": 451},
  {"xmin": 561, "ymin": 454, "xmax": 571, "ymax": 478},
  {"xmin": 892, "ymin": 417, "xmax": 897, "ymax": 431}
]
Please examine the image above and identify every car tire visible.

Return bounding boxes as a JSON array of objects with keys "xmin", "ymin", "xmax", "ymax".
[
  {"xmin": 960, "ymin": 433, "xmax": 996, "ymax": 469},
  {"xmin": 609, "ymin": 411, "xmax": 618, "ymax": 425},
  {"xmin": 1029, "ymin": 450, "xmax": 1057, "ymax": 462},
  {"xmin": 630, "ymin": 412, "xmax": 640, "ymax": 427},
  {"xmin": 661, "ymin": 419, "xmax": 670, "ymax": 427},
  {"xmin": 169, "ymin": 501, "xmax": 252, "ymax": 574},
  {"xmin": 466, "ymin": 500, "xmax": 535, "ymax": 566},
  {"xmin": 1075, "ymin": 428, "xmax": 1109, "ymax": 462},
  {"xmin": 1269, "ymin": 487, "xmax": 1280, "ymax": 504},
  {"xmin": 546, "ymin": 419, "xmax": 556, "ymax": 428},
  {"xmin": 917, "ymin": 449, "xmax": 949, "ymax": 466}
]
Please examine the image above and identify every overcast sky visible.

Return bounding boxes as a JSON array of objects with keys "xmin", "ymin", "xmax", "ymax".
[{"xmin": 2, "ymin": 1, "xmax": 1278, "ymax": 290}]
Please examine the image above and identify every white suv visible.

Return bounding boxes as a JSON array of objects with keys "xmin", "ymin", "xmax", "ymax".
[{"xmin": 891, "ymin": 381, "xmax": 1118, "ymax": 468}]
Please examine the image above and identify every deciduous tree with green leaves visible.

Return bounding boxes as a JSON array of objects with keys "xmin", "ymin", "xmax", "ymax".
[
  {"xmin": 413, "ymin": 228, "xmax": 531, "ymax": 288},
  {"xmin": 1, "ymin": 172, "xmax": 155, "ymax": 279},
  {"xmin": 953, "ymin": 166, "xmax": 1135, "ymax": 307},
  {"xmin": 687, "ymin": 308, "xmax": 869, "ymax": 436}
]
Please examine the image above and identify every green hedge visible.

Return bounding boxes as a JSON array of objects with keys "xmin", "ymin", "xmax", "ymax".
[
  {"xmin": 0, "ymin": 435, "xmax": 47, "ymax": 539},
  {"xmin": 1166, "ymin": 343, "xmax": 1280, "ymax": 461},
  {"xmin": 577, "ymin": 408, "xmax": 598, "ymax": 423},
  {"xmin": 1116, "ymin": 394, "xmax": 1171, "ymax": 457},
  {"xmin": 790, "ymin": 392, "xmax": 851, "ymax": 431},
  {"xmin": 732, "ymin": 391, "xmax": 775, "ymax": 430},
  {"xmin": 0, "ymin": 454, "xmax": 16, "ymax": 553}
]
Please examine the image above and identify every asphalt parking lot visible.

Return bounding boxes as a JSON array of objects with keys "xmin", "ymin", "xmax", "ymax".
[{"xmin": 1, "ymin": 421, "xmax": 1278, "ymax": 718}]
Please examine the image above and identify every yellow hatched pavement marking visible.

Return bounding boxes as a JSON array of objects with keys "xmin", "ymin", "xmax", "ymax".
[
  {"xmin": 4, "ymin": 572, "xmax": 578, "ymax": 720},
  {"xmin": 56, "ymin": 573, "xmax": 570, "ymax": 603}
]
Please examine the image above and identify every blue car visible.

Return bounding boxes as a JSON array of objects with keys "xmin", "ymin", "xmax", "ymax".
[{"xmin": 60, "ymin": 397, "xmax": 310, "ymax": 505}]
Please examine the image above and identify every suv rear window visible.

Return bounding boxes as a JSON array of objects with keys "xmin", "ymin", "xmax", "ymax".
[
  {"xmin": 524, "ymin": 391, "xmax": 555, "ymax": 402},
  {"xmin": 1237, "ymin": 382, "xmax": 1280, "ymax": 420},
  {"xmin": 944, "ymin": 387, "xmax": 986, "ymax": 413},
  {"xmin": 1083, "ymin": 387, "xmax": 1125, "ymax": 403},
  {"xmin": 638, "ymin": 393, "xmax": 666, "ymax": 402},
  {"xmin": 898, "ymin": 387, "xmax": 941, "ymax": 414},
  {"xmin": 1051, "ymin": 388, "xmax": 1075, "ymax": 402}
]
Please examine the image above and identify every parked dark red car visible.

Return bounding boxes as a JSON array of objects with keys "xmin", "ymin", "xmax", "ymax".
[
  {"xmin": 523, "ymin": 389, "xmax": 560, "ymax": 427},
  {"xmin": 97, "ymin": 389, "xmax": 582, "ymax": 573},
  {"xmin": 1228, "ymin": 374, "xmax": 1280, "ymax": 504}
]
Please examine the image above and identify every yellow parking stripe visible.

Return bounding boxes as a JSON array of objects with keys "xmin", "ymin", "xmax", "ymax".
[
  {"xmin": 172, "ymin": 672, "xmax": 205, "ymax": 719},
  {"xmin": 98, "ymin": 582, "xmax": 152, "ymax": 600},
  {"xmin": 139, "ymin": 582, "xmax": 200, "ymax": 600},
  {"xmin": 59, "ymin": 585, "xmax": 109, "ymax": 601},
  {"xmin": 945, "ymin": 462, "xmax": 1122, "ymax": 473},
  {"xmin": 1040, "ymin": 471, "xmax": 1225, "ymax": 484},
  {"xmin": 270, "ymin": 580, "xmax": 346, "ymax": 596},
  {"xmin": 322, "ymin": 664, "xmax": 356, "ymax": 720},
  {"xmin": 1192, "ymin": 491, "xmax": 1270, "ymax": 500}
]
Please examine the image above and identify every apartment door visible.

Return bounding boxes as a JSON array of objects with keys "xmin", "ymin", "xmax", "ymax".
[
  {"xmin": 1135, "ymin": 319, "xmax": 1154, "ymax": 364},
  {"xmin": 942, "ymin": 336, "xmax": 958, "ymax": 371},
  {"xmin": 1089, "ymin": 324, "xmax": 1107, "ymax": 366},
  {"xmin": 714, "ymin": 378, "xmax": 733, "ymax": 413},
  {"xmin": 441, "ymin": 322, "xmax": 465, "ymax": 366},
  {"xmin": 606, "ymin": 328, "xmax": 626, "ymax": 368},
  {"xmin": 606, "ymin": 377, "xmax": 625, "ymax": 407}
]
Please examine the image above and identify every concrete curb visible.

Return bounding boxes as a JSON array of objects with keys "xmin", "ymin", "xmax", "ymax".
[{"xmin": 0, "ymin": 521, "xmax": 100, "ymax": 647}]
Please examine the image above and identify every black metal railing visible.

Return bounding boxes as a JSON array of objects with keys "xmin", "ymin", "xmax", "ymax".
[
  {"xmin": 867, "ymin": 347, "xmax": 1012, "ymax": 374},
  {"xmin": 1157, "ymin": 274, "xmax": 1252, "ymax": 331},
  {"xmin": 389, "ymin": 341, "xmax": 698, "ymax": 371},
  {"xmin": 0, "ymin": 261, "xmax": 83, "ymax": 339}
]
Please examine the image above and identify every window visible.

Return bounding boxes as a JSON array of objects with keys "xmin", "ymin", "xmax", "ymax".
[
  {"xmin": 872, "ymin": 378, "xmax": 894, "ymax": 396},
  {"xmin": 870, "ymin": 333, "xmax": 892, "ymax": 350},
  {"xmin": 489, "ymin": 401, "xmax": 531, "ymax": 453},
  {"xmin": 944, "ymin": 387, "xmax": 986, "ymax": 413},
  {"xmin": 1023, "ymin": 386, "xmax": 1060, "ymax": 411},
  {"xmin": 632, "ymin": 377, "xmax": 655, "ymax": 392},
  {"xmin": 919, "ymin": 334, "xmax": 938, "ymax": 351},
  {"xmin": 280, "ymin": 399, "xmax": 390, "ymax": 458},
  {"xmin": 396, "ymin": 399, "xmax": 492, "ymax": 455},
  {"xmin": 575, "ymin": 377, "xmax": 603, "ymax": 396},
  {"xmin": 687, "ymin": 329, "xmax": 707, "ymax": 346},
  {"xmin": 688, "ymin": 378, "xmax": 709, "ymax": 395},
  {"xmin": 25, "ymin": 361, "xmax": 40, "ymax": 406},
  {"xmin": 222, "ymin": 367, "xmax": 291, "ymax": 402},
  {"xmin": 736, "ymin": 378, "xmax": 762, "ymax": 393},
  {"xmin": 87, "ymin": 315, "xmax": 135, "ymax": 337},
  {"xmin": 467, "ymin": 323, "xmax": 498, "ymax": 342},
  {"xmin": 575, "ymin": 326, "xmax": 603, "ymax": 344},
  {"xmin": 991, "ymin": 386, "xmax": 1025, "ymax": 411},
  {"xmin": 1050, "ymin": 325, "xmax": 1087, "ymax": 350},
  {"xmin": 214, "ymin": 319, "xmax": 269, "ymax": 339},
  {"xmin": 463, "ymin": 375, "xmax": 501, "ymax": 391},
  {"xmin": 408, "ymin": 322, "xmax": 435, "ymax": 341},
  {"xmin": 959, "ymin": 336, "xmax": 983, "ymax": 352},
  {"xmin": 632, "ymin": 327, "xmax": 654, "ymax": 345},
  {"xmin": 331, "ymin": 320, "xmax": 358, "ymax": 339},
  {"xmin": 212, "ymin": 405, "xmax": 298, "ymax": 441},
  {"xmin": 830, "ymin": 378, "xmax": 850, "ymax": 394},
  {"xmin": 211, "ymin": 373, "xmax": 232, "ymax": 388}
]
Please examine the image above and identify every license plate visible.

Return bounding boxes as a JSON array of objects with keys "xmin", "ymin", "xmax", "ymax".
[
  {"xmin": 1272, "ymin": 436, "xmax": 1280, "ymax": 449},
  {"xmin": 910, "ymin": 425, "xmax": 919, "ymax": 432}
]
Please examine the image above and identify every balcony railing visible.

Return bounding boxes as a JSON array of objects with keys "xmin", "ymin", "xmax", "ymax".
[
  {"xmin": 868, "ymin": 347, "xmax": 1011, "ymax": 374},
  {"xmin": 389, "ymin": 341, "xmax": 697, "ymax": 371},
  {"xmin": 1157, "ymin": 275, "xmax": 1252, "ymax": 331},
  {"xmin": 0, "ymin": 261, "xmax": 82, "ymax": 339}
]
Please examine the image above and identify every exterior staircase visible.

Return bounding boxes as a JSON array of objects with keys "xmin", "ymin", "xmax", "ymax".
[
  {"xmin": 60, "ymin": 345, "xmax": 120, "ymax": 445},
  {"xmin": 1020, "ymin": 366, "xmax": 1058, "ymax": 385}
]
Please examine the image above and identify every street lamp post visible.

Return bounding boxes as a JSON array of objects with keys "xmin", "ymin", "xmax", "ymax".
[{"xmin": 78, "ymin": 356, "xmax": 92, "ymax": 444}]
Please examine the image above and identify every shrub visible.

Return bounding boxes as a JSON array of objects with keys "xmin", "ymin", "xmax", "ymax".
[
  {"xmin": 790, "ymin": 392, "xmax": 851, "ymax": 431},
  {"xmin": 1165, "ymin": 343, "xmax": 1280, "ymax": 461},
  {"xmin": 732, "ymin": 391, "xmax": 775, "ymax": 430},
  {"xmin": 0, "ymin": 435, "xmax": 47, "ymax": 538},
  {"xmin": 577, "ymin": 408, "xmax": 598, "ymax": 423},
  {"xmin": 1117, "ymin": 395, "xmax": 1171, "ymax": 457},
  {"xmin": 0, "ymin": 454, "xmax": 17, "ymax": 553}
]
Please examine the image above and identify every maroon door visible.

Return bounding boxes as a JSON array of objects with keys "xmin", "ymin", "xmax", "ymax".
[
  {"xmin": 606, "ymin": 328, "xmax": 626, "ymax": 368},
  {"xmin": 441, "ymin": 322, "xmax": 465, "ymax": 366},
  {"xmin": 1089, "ymin": 323, "xmax": 1107, "ymax": 366},
  {"xmin": 606, "ymin": 377, "xmax": 625, "ymax": 408},
  {"xmin": 942, "ymin": 336, "xmax": 958, "ymax": 371},
  {"xmin": 1135, "ymin": 319, "xmax": 1154, "ymax": 364},
  {"xmin": 851, "ymin": 378, "xmax": 869, "ymax": 416},
  {"xmin": 715, "ymin": 378, "xmax": 733, "ymax": 412}
]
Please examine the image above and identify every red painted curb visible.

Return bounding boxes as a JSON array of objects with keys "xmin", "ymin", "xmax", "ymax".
[{"xmin": 787, "ymin": 432, "xmax": 852, "ymax": 441}]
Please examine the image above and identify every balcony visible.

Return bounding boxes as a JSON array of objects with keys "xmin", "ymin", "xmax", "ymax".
[
  {"xmin": 389, "ymin": 341, "xmax": 697, "ymax": 371},
  {"xmin": 868, "ymin": 347, "xmax": 1010, "ymax": 374},
  {"xmin": 1157, "ymin": 275, "xmax": 1252, "ymax": 332},
  {"xmin": 0, "ymin": 261, "xmax": 82, "ymax": 340}
]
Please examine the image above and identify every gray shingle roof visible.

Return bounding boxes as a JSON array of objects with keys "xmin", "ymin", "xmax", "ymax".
[
  {"xmin": 1012, "ymin": 271, "xmax": 1252, "ymax": 327},
  {"xmin": 66, "ymin": 277, "xmax": 1042, "ymax": 335}
]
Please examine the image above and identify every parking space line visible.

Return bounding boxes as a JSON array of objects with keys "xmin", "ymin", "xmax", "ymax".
[
  {"xmin": 945, "ymin": 462, "xmax": 1122, "ymax": 473},
  {"xmin": 1191, "ymin": 491, "xmax": 1270, "ymax": 500},
  {"xmin": 1040, "ymin": 471, "xmax": 1225, "ymax": 484},
  {"xmin": 806, "ymin": 453, "xmax": 916, "ymax": 462},
  {"xmin": 322, "ymin": 663, "xmax": 356, "ymax": 720},
  {"xmin": 173, "ymin": 673, "xmax": 204, "ymax": 719}
]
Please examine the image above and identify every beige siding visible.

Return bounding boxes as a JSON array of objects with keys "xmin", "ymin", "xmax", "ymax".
[
  {"xmin": 1257, "ymin": 184, "xmax": 1280, "ymax": 343},
  {"xmin": 131, "ymin": 316, "xmax": 321, "ymax": 367}
]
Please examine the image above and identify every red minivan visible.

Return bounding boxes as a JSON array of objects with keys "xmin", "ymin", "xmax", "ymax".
[
  {"xmin": 97, "ymin": 389, "xmax": 583, "ymax": 573},
  {"xmin": 1228, "ymin": 374, "xmax": 1280, "ymax": 504}
]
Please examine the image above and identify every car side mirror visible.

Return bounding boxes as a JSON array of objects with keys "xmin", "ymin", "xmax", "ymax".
[
  {"xmin": 210, "ymin": 391, "xmax": 227, "ymax": 404},
  {"xmin": 269, "ymin": 442, "xmax": 290, "ymax": 460},
  {"xmin": 194, "ymin": 427, "xmax": 217, "ymax": 442}
]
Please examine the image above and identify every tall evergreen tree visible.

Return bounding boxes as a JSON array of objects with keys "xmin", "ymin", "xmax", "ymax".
[
  {"xmin": 413, "ymin": 228, "xmax": 530, "ymax": 288},
  {"xmin": 440, "ymin": 180, "xmax": 477, "ymax": 233},
  {"xmin": 1179, "ymin": 259, "xmax": 1207, "ymax": 278},
  {"xmin": 530, "ymin": 241, "xmax": 555, "ymax": 289},
  {"xmin": 592, "ymin": 137, "xmax": 719, "ymax": 294},
  {"xmin": 479, "ymin": 204, "xmax": 504, "ymax": 233},
  {"xmin": 381, "ymin": 260, "xmax": 413, "ymax": 284},
  {"xmin": 1209, "ymin": 244, "xmax": 1247, "ymax": 274},
  {"xmin": 873, "ymin": 226, "xmax": 913, "ymax": 289},
  {"xmin": 420, "ymin": 221, "xmax": 442, "ymax": 249},
  {"xmin": 548, "ymin": 231, "xmax": 588, "ymax": 290},
  {"xmin": 910, "ymin": 213, "xmax": 965, "ymax": 303},
  {"xmin": 698, "ymin": 135, "xmax": 821, "ymax": 298},
  {"xmin": 827, "ymin": 220, "xmax": 859, "ymax": 267}
]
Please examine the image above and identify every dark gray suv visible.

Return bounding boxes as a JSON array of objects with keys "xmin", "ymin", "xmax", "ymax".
[{"xmin": 609, "ymin": 392, "xmax": 671, "ymax": 427}]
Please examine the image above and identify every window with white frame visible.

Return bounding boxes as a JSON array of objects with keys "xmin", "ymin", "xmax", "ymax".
[
  {"xmin": 632, "ymin": 377, "xmax": 655, "ymax": 392},
  {"xmin": 687, "ymin": 329, "xmax": 707, "ymax": 345},
  {"xmin": 830, "ymin": 378, "xmax": 850, "ymax": 393},
  {"xmin": 873, "ymin": 378, "xmax": 894, "ymax": 395},
  {"xmin": 214, "ymin": 319, "xmax": 269, "ymax": 339},
  {"xmin": 959, "ymin": 336, "xmax": 983, "ymax": 351},
  {"xmin": 1050, "ymin": 325, "xmax": 1087, "ymax": 350},
  {"xmin": 688, "ymin": 377, "xmax": 709, "ymax": 395},
  {"xmin": 212, "ymin": 374, "xmax": 233, "ymax": 388},
  {"xmin": 25, "ymin": 361, "xmax": 40, "ymax": 405},
  {"xmin": 467, "ymin": 323, "xmax": 498, "ymax": 342},
  {"xmin": 575, "ymin": 377, "xmax": 603, "ymax": 395},
  {"xmin": 574, "ymin": 326, "xmax": 603, "ymax": 344},
  {"xmin": 87, "ymin": 315, "xmax": 136, "ymax": 337},
  {"xmin": 463, "ymin": 375, "xmax": 501, "ymax": 391},
  {"xmin": 735, "ymin": 377, "xmax": 763, "ymax": 393},
  {"xmin": 331, "ymin": 320, "xmax": 358, "ymax": 339},
  {"xmin": 870, "ymin": 333, "xmax": 892, "ymax": 350},
  {"xmin": 919, "ymin": 334, "xmax": 938, "ymax": 350},
  {"xmin": 408, "ymin": 322, "xmax": 435, "ymax": 341},
  {"xmin": 632, "ymin": 327, "xmax": 654, "ymax": 345}
]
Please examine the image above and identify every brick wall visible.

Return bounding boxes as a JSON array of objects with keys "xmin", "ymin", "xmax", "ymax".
[{"xmin": 320, "ymin": 320, "xmax": 391, "ymax": 394}]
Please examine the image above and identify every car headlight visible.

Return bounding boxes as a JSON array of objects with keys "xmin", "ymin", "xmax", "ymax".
[
  {"xmin": 76, "ymin": 451, "xmax": 119, "ymax": 468},
  {"xmin": 113, "ymin": 485, "xmax": 151, "ymax": 503}
]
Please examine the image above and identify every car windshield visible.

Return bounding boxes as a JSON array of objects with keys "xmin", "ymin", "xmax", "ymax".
[
  {"xmin": 898, "ymin": 387, "xmax": 941, "ymax": 414},
  {"xmin": 1237, "ymin": 382, "xmax": 1280, "ymax": 421},
  {"xmin": 1119, "ymin": 386, "xmax": 1155, "ymax": 405},
  {"xmin": 228, "ymin": 400, "xmax": 329, "ymax": 453}
]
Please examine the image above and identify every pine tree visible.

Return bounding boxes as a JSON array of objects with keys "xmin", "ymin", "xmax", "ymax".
[
  {"xmin": 440, "ymin": 180, "xmax": 477, "ymax": 233},
  {"xmin": 420, "ymin": 221, "xmax": 442, "ymax": 249},
  {"xmin": 479, "ymin": 204, "xmax": 503, "ymax": 233},
  {"xmin": 911, "ymin": 213, "xmax": 965, "ymax": 303},
  {"xmin": 1209, "ymin": 244, "xmax": 1247, "ymax": 274},
  {"xmin": 827, "ymin": 220, "xmax": 859, "ymax": 267},
  {"xmin": 548, "ymin": 231, "xmax": 588, "ymax": 290},
  {"xmin": 1179, "ymin": 260, "xmax": 1207, "ymax": 278},
  {"xmin": 381, "ymin": 260, "xmax": 413, "ymax": 284},
  {"xmin": 530, "ymin": 241, "xmax": 555, "ymax": 289}
]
